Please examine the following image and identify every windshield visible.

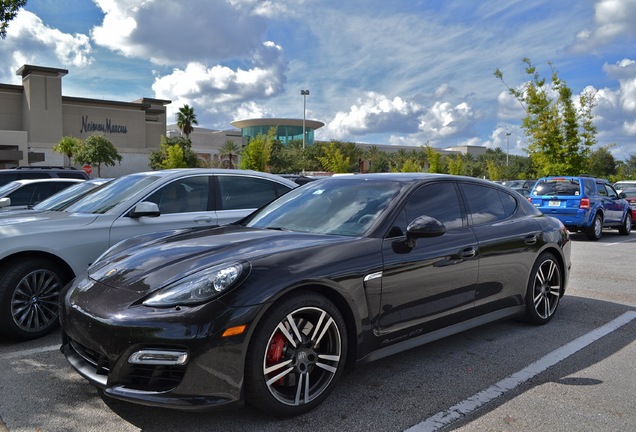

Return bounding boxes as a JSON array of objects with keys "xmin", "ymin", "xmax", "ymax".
[
  {"xmin": 243, "ymin": 178, "xmax": 402, "ymax": 236},
  {"xmin": 0, "ymin": 181, "xmax": 21, "ymax": 196},
  {"xmin": 31, "ymin": 180, "xmax": 109, "ymax": 211},
  {"xmin": 64, "ymin": 174, "xmax": 162, "ymax": 214}
]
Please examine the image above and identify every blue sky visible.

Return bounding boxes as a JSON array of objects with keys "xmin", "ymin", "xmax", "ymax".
[{"xmin": 2, "ymin": 0, "xmax": 636, "ymax": 160}]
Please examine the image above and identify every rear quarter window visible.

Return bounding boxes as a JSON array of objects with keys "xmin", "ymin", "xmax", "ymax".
[{"xmin": 461, "ymin": 183, "xmax": 517, "ymax": 225}]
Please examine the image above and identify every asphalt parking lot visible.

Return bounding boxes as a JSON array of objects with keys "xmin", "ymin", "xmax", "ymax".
[{"xmin": 1, "ymin": 231, "xmax": 634, "ymax": 431}]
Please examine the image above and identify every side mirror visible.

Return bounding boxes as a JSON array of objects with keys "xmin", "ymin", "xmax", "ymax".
[
  {"xmin": 405, "ymin": 215, "xmax": 446, "ymax": 248},
  {"xmin": 128, "ymin": 201, "xmax": 160, "ymax": 218},
  {"xmin": 619, "ymin": 192, "xmax": 627, "ymax": 199},
  {"xmin": 0, "ymin": 197, "xmax": 10, "ymax": 208}
]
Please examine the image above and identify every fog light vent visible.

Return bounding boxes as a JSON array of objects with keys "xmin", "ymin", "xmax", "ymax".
[{"xmin": 128, "ymin": 350, "xmax": 188, "ymax": 365}]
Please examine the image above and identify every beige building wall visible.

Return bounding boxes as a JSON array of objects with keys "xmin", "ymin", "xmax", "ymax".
[{"xmin": 0, "ymin": 65, "xmax": 170, "ymax": 176}]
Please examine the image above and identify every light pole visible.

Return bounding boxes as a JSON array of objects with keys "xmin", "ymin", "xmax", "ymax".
[
  {"xmin": 506, "ymin": 132, "xmax": 511, "ymax": 166},
  {"xmin": 301, "ymin": 90, "xmax": 309, "ymax": 151}
]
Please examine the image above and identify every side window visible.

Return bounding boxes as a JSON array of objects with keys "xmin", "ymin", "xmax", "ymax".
[
  {"xmin": 461, "ymin": 183, "xmax": 516, "ymax": 225},
  {"xmin": 146, "ymin": 176, "xmax": 210, "ymax": 214},
  {"xmin": 596, "ymin": 182, "xmax": 608, "ymax": 196},
  {"xmin": 9, "ymin": 184, "xmax": 37, "ymax": 206},
  {"xmin": 389, "ymin": 182, "xmax": 463, "ymax": 236},
  {"xmin": 217, "ymin": 176, "xmax": 285, "ymax": 210},
  {"xmin": 31, "ymin": 182, "xmax": 58, "ymax": 204}
]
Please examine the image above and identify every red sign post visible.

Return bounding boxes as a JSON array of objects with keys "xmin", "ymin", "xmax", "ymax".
[{"xmin": 82, "ymin": 165, "xmax": 92, "ymax": 175}]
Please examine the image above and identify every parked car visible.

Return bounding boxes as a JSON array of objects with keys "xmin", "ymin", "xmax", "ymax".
[
  {"xmin": 0, "ymin": 178, "xmax": 112, "ymax": 214},
  {"xmin": 0, "ymin": 178, "xmax": 85, "ymax": 210},
  {"xmin": 503, "ymin": 179, "xmax": 537, "ymax": 189},
  {"xmin": 613, "ymin": 180, "xmax": 636, "ymax": 194},
  {"xmin": 622, "ymin": 187, "xmax": 636, "ymax": 222},
  {"xmin": 530, "ymin": 175, "xmax": 631, "ymax": 240},
  {"xmin": 60, "ymin": 174, "xmax": 571, "ymax": 416},
  {"xmin": 278, "ymin": 174, "xmax": 321, "ymax": 185},
  {"xmin": 0, "ymin": 169, "xmax": 296, "ymax": 340},
  {"xmin": 0, "ymin": 166, "xmax": 90, "ymax": 187}
]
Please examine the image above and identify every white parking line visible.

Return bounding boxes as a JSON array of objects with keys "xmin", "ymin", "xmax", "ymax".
[
  {"xmin": 0, "ymin": 344, "xmax": 60, "ymax": 360},
  {"xmin": 602, "ymin": 237, "xmax": 636, "ymax": 246},
  {"xmin": 405, "ymin": 310, "xmax": 636, "ymax": 432}
]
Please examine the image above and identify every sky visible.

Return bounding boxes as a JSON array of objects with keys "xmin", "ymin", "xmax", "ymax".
[{"xmin": 1, "ymin": 0, "xmax": 636, "ymax": 160}]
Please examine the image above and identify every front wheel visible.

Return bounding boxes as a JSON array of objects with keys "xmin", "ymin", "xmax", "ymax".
[
  {"xmin": 244, "ymin": 292, "xmax": 347, "ymax": 417},
  {"xmin": 619, "ymin": 213, "xmax": 631, "ymax": 235},
  {"xmin": 0, "ymin": 258, "xmax": 69, "ymax": 340},
  {"xmin": 525, "ymin": 252, "xmax": 562, "ymax": 325}
]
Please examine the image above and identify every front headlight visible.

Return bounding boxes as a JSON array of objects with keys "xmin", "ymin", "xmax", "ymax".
[{"xmin": 143, "ymin": 261, "xmax": 250, "ymax": 307}]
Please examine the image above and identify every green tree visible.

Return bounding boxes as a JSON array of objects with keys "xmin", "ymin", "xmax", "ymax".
[
  {"xmin": 1, "ymin": 0, "xmax": 27, "ymax": 39},
  {"xmin": 53, "ymin": 136, "xmax": 81, "ymax": 166},
  {"xmin": 587, "ymin": 145, "xmax": 616, "ymax": 178},
  {"xmin": 424, "ymin": 145, "xmax": 444, "ymax": 173},
  {"xmin": 486, "ymin": 160, "xmax": 504, "ymax": 181},
  {"xmin": 317, "ymin": 141, "xmax": 350, "ymax": 173},
  {"xmin": 495, "ymin": 58, "xmax": 597, "ymax": 176},
  {"xmin": 401, "ymin": 159, "xmax": 422, "ymax": 173},
  {"xmin": 240, "ymin": 127, "xmax": 276, "ymax": 171},
  {"xmin": 447, "ymin": 154, "xmax": 463, "ymax": 175},
  {"xmin": 219, "ymin": 140, "xmax": 241, "ymax": 169},
  {"xmin": 73, "ymin": 134, "xmax": 122, "ymax": 176},
  {"xmin": 149, "ymin": 135, "xmax": 201, "ymax": 170},
  {"xmin": 176, "ymin": 104, "xmax": 198, "ymax": 138}
]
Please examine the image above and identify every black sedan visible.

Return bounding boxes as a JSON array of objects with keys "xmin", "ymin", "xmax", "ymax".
[{"xmin": 60, "ymin": 174, "xmax": 571, "ymax": 417}]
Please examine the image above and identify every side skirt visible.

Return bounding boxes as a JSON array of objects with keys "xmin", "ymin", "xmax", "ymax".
[{"xmin": 357, "ymin": 305, "xmax": 525, "ymax": 364}]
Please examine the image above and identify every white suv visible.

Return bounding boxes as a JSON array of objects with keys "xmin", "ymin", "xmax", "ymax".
[{"xmin": 0, "ymin": 169, "xmax": 296, "ymax": 340}]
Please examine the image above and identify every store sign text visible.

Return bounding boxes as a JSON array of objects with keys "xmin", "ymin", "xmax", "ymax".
[{"xmin": 80, "ymin": 116, "xmax": 128, "ymax": 134}]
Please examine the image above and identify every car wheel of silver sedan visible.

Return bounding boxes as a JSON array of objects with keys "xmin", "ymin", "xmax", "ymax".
[
  {"xmin": 525, "ymin": 252, "xmax": 562, "ymax": 325},
  {"xmin": 0, "ymin": 258, "xmax": 68, "ymax": 340},
  {"xmin": 245, "ymin": 292, "xmax": 347, "ymax": 416}
]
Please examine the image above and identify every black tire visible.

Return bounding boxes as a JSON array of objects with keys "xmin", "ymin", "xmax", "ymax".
[
  {"xmin": 0, "ymin": 258, "xmax": 69, "ymax": 340},
  {"xmin": 586, "ymin": 214, "xmax": 603, "ymax": 241},
  {"xmin": 244, "ymin": 292, "xmax": 347, "ymax": 417},
  {"xmin": 619, "ymin": 213, "xmax": 632, "ymax": 235},
  {"xmin": 525, "ymin": 252, "xmax": 562, "ymax": 325}
]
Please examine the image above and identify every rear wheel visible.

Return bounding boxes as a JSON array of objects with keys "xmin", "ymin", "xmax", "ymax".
[
  {"xmin": 0, "ymin": 258, "xmax": 69, "ymax": 340},
  {"xmin": 525, "ymin": 252, "xmax": 562, "ymax": 325},
  {"xmin": 244, "ymin": 292, "xmax": 347, "ymax": 417},
  {"xmin": 586, "ymin": 214, "xmax": 603, "ymax": 241},
  {"xmin": 619, "ymin": 213, "xmax": 631, "ymax": 235}
]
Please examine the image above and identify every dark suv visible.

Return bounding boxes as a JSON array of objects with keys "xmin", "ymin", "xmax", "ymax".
[
  {"xmin": 0, "ymin": 166, "xmax": 90, "ymax": 187},
  {"xmin": 530, "ymin": 175, "xmax": 631, "ymax": 240}
]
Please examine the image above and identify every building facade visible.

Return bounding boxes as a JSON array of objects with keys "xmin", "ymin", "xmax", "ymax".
[{"xmin": 0, "ymin": 65, "xmax": 170, "ymax": 176}]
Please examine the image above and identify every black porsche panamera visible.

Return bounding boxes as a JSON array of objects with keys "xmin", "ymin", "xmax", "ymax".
[{"xmin": 60, "ymin": 173, "xmax": 571, "ymax": 416}]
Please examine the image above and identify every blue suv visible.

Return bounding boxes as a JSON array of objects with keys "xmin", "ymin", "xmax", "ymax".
[{"xmin": 530, "ymin": 175, "xmax": 632, "ymax": 240}]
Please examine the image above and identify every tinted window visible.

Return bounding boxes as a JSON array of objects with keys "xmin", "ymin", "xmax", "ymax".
[
  {"xmin": 405, "ymin": 182, "xmax": 464, "ymax": 229},
  {"xmin": 146, "ymin": 176, "xmax": 210, "ymax": 214},
  {"xmin": 57, "ymin": 172, "xmax": 90, "ymax": 179},
  {"xmin": 461, "ymin": 183, "xmax": 516, "ymax": 225},
  {"xmin": 532, "ymin": 179, "xmax": 581, "ymax": 196},
  {"xmin": 217, "ymin": 176, "xmax": 290, "ymax": 210}
]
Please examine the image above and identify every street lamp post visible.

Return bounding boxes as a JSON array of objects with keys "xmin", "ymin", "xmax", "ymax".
[
  {"xmin": 301, "ymin": 90, "xmax": 310, "ymax": 151},
  {"xmin": 506, "ymin": 132, "xmax": 511, "ymax": 166}
]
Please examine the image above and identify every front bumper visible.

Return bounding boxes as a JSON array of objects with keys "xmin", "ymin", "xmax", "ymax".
[{"xmin": 60, "ymin": 282, "xmax": 262, "ymax": 411}]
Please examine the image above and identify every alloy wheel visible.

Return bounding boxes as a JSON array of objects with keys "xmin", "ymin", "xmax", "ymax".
[
  {"xmin": 11, "ymin": 269, "xmax": 63, "ymax": 333},
  {"xmin": 532, "ymin": 258, "xmax": 561, "ymax": 320},
  {"xmin": 262, "ymin": 306, "xmax": 342, "ymax": 407}
]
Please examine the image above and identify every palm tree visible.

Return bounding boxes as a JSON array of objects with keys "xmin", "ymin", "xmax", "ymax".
[
  {"xmin": 176, "ymin": 104, "xmax": 198, "ymax": 139},
  {"xmin": 219, "ymin": 140, "xmax": 241, "ymax": 169}
]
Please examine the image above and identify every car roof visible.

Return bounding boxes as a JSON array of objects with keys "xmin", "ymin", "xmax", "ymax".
[{"xmin": 5, "ymin": 178, "xmax": 85, "ymax": 185}]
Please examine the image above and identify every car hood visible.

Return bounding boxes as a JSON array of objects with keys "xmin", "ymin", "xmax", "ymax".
[
  {"xmin": 0, "ymin": 211, "xmax": 99, "ymax": 236},
  {"xmin": 88, "ymin": 225, "xmax": 351, "ymax": 294}
]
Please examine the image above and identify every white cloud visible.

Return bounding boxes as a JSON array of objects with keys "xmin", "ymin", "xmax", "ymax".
[
  {"xmin": 0, "ymin": 10, "xmax": 93, "ymax": 81},
  {"xmin": 152, "ymin": 41, "xmax": 287, "ymax": 127},
  {"xmin": 572, "ymin": 0, "xmax": 636, "ymax": 52},
  {"xmin": 324, "ymin": 92, "xmax": 422, "ymax": 140},
  {"xmin": 91, "ymin": 0, "xmax": 269, "ymax": 65}
]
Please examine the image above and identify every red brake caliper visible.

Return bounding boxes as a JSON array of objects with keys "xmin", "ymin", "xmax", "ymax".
[{"xmin": 266, "ymin": 332, "xmax": 286, "ymax": 385}]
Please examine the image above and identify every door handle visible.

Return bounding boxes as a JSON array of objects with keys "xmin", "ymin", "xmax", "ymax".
[
  {"xmin": 458, "ymin": 246, "xmax": 476, "ymax": 258},
  {"xmin": 524, "ymin": 234, "xmax": 538, "ymax": 245}
]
